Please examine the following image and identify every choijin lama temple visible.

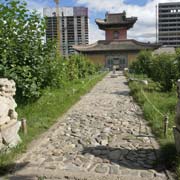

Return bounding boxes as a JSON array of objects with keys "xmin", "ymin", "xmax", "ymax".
[{"xmin": 73, "ymin": 11, "xmax": 160, "ymax": 70}]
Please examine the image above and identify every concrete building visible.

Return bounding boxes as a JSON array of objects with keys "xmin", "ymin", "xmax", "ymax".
[
  {"xmin": 43, "ymin": 7, "xmax": 89, "ymax": 56},
  {"xmin": 158, "ymin": 2, "xmax": 180, "ymax": 47},
  {"xmin": 74, "ymin": 12, "xmax": 160, "ymax": 70}
]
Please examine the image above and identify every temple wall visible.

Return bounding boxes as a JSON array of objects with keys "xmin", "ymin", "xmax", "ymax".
[
  {"xmin": 128, "ymin": 53, "xmax": 138, "ymax": 65},
  {"xmin": 85, "ymin": 52, "xmax": 138, "ymax": 68},
  {"xmin": 85, "ymin": 54, "xmax": 106, "ymax": 65},
  {"xmin": 105, "ymin": 28, "xmax": 127, "ymax": 41}
]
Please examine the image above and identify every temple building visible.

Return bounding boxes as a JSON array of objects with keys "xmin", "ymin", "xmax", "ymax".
[{"xmin": 73, "ymin": 12, "xmax": 160, "ymax": 70}]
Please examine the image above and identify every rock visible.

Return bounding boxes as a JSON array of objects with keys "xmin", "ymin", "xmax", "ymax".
[
  {"xmin": 140, "ymin": 171, "xmax": 154, "ymax": 178},
  {"xmin": 101, "ymin": 139, "xmax": 108, "ymax": 146},
  {"xmin": 108, "ymin": 150, "xmax": 121, "ymax": 160},
  {"xmin": 109, "ymin": 165, "xmax": 119, "ymax": 174},
  {"xmin": 92, "ymin": 149, "xmax": 102, "ymax": 156},
  {"xmin": 140, "ymin": 80, "xmax": 148, "ymax": 85},
  {"xmin": 102, "ymin": 127, "xmax": 111, "ymax": 133},
  {"xmin": 95, "ymin": 164, "xmax": 108, "ymax": 174}
]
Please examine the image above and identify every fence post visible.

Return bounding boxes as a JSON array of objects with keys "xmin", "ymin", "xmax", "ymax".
[
  {"xmin": 21, "ymin": 118, "xmax": 27, "ymax": 135},
  {"xmin": 163, "ymin": 115, "xmax": 169, "ymax": 137}
]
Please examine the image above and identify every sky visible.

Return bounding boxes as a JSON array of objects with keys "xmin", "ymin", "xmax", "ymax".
[{"xmin": 25, "ymin": 0, "xmax": 180, "ymax": 43}]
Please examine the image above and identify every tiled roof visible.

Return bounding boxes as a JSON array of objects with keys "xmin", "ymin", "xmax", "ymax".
[
  {"xmin": 73, "ymin": 40, "xmax": 160, "ymax": 52},
  {"xmin": 153, "ymin": 47, "xmax": 176, "ymax": 55},
  {"xmin": 95, "ymin": 12, "xmax": 137, "ymax": 30}
]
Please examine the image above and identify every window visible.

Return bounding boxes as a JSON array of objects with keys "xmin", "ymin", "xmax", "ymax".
[{"xmin": 113, "ymin": 31, "xmax": 119, "ymax": 39}]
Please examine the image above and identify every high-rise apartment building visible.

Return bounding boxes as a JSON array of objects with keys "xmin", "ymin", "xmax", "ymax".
[
  {"xmin": 43, "ymin": 7, "xmax": 89, "ymax": 56},
  {"xmin": 158, "ymin": 2, "xmax": 180, "ymax": 47}
]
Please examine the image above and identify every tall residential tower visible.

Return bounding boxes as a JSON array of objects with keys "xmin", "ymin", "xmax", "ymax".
[
  {"xmin": 43, "ymin": 7, "xmax": 89, "ymax": 56},
  {"xmin": 158, "ymin": 2, "xmax": 180, "ymax": 47}
]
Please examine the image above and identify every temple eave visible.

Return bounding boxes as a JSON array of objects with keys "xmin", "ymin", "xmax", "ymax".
[
  {"xmin": 95, "ymin": 18, "xmax": 137, "ymax": 30},
  {"xmin": 73, "ymin": 40, "xmax": 161, "ymax": 53}
]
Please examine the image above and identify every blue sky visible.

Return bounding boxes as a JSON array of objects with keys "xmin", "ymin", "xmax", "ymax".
[
  {"xmin": 124, "ymin": 0, "xmax": 148, "ymax": 6},
  {"xmin": 60, "ymin": 0, "xmax": 149, "ymax": 7}
]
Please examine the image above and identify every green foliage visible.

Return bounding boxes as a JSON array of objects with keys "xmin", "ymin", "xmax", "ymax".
[
  {"xmin": 150, "ymin": 54, "xmax": 177, "ymax": 91},
  {"xmin": 130, "ymin": 50, "xmax": 178, "ymax": 91},
  {"xmin": 130, "ymin": 51, "xmax": 152, "ymax": 76},
  {"xmin": 67, "ymin": 55, "xmax": 100, "ymax": 81},
  {"xmin": 0, "ymin": 0, "xmax": 55, "ymax": 102},
  {"xmin": 0, "ymin": 1, "xmax": 101, "ymax": 103}
]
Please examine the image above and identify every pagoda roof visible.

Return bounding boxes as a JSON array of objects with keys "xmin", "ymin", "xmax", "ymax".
[
  {"xmin": 73, "ymin": 40, "xmax": 161, "ymax": 53},
  {"xmin": 96, "ymin": 12, "xmax": 137, "ymax": 30}
]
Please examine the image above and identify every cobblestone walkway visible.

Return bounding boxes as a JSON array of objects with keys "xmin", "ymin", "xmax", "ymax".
[{"xmin": 9, "ymin": 72, "xmax": 169, "ymax": 180}]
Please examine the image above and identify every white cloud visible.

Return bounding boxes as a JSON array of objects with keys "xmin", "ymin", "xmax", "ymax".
[
  {"xmin": 76, "ymin": 0, "xmax": 180, "ymax": 43},
  {"xmin": 26, "ymin": 0, "xmax": 180, "ymax": 44},
  {"xmin": 26, "ymin": 0, "xmax": 51, "ymax": 15},
  {"xmin": 89, "ymin": 21, "xmax": 105, "ymax": 43}
]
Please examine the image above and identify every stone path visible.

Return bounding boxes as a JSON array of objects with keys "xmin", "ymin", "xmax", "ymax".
[{"xmin": 8, "ymin": 72, "xmax": 169, "ymax": 180}]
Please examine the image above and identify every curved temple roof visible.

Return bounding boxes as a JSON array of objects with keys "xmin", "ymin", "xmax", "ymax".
[
  {"xmin": 95, "ymin": 12, "xmax": 137, "ymax": 30},
  {"xmin": 73, "ymin": 40, "xmax": 160, "ymax": 52}
]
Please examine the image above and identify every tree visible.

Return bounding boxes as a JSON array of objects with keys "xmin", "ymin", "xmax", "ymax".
[
  {"xmin": 129, "ymin": 50, "xmax": 152, "ymax": 75},
  {"xmin": 0, "ymin": 0, "xmax": 55, "ymax": 102},
  {"xmin": 150, "ymin": 53, "xmax": 177, "ymax": 91}
]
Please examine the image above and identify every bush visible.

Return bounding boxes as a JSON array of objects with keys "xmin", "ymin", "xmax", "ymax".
[
  {"xmin": 0, "ymin": 1, "xmax": 101, "ymax": 103},
  {"xmin": 130, "ymin": 50, "xmax": 178, "ymax": 92},
  {"xmin": 0, "ymin": 0, "xmax": 55, "ymax": 102},
  {"xmin": 67, "ymin": 55, "xmax": 100, "ymax": 81},
  {"xmin": 129, "ymin": 51, "xmax": 152, "ymax": 75},
  {"xmin": 150, "ymin": 54, "xmax": 177, "ymax": 91}
]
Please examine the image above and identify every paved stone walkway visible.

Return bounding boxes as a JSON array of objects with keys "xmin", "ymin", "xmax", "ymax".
[{"xmin": 9, "ymin": 72, "xmax": 169, "ymax": 180}]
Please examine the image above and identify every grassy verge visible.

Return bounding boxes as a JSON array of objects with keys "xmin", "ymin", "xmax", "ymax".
[
  {"xmin": 128, "ymin": 73, "xmax": 180, "ymax": 178},
  {"xmin": 0, "ymin": 72, "xmax": 107, "ymax": 175}
]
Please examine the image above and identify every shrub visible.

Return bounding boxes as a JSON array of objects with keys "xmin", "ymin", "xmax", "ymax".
[
  {"xmin": 130, "ymin": 50, "xmax": 178, "ymax": 92},
  {"xmin": 0, "ymin": 0, "xmax": 101, "ymax": 103},
  {"xmin": 0, "ymin": 0, "xmax": 55, "ymax": 102},
  {"xmin": 150, "ymin": 54, "xmax": 177, "ymax": 91},
  {"xmin": 129, "ymin": 51, "xmax": 152, "ymax": 75},
  {"xmin": 67, "ymin": 55, "xmax": 100, "ymax": 81}
]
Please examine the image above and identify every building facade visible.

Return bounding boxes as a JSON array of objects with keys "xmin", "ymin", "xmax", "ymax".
[
  {"xmin": 74, "ymin": 12, "xmax": 159, "ymax": 70},
  {"xmin": 43, "ymin": 7, "xmax": 89, "ymax": 56},
  {"xmin": 158, "ymin": 2, "xmax": 180, "ymax": 48}
]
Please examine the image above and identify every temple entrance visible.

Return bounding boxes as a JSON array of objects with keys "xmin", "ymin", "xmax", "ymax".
[{"xmin": 106, "ymin": 56, "xmax": 128, "ymax": 70}]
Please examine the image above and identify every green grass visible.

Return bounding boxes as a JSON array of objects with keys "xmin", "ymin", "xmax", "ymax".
[
  {"xmin": 0, "ymin": 72, "xmax": 107, "ymax": 175},
  {"xmin": 129, "ymin": 73, "xmax": 148, "ymax": 80},
  {"xmin": 128, "ymin": 73, "xmax": 180, "ymax": 178}
]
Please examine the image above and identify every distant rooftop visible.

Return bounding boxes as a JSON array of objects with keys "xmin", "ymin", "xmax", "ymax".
[
  {"xmin": 95, "ymin": 12, "xmax": 137, "ymax": 30},
  {"xmin": 153, "ymin": 47, "xmax": 176, "ymax": 55}
]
